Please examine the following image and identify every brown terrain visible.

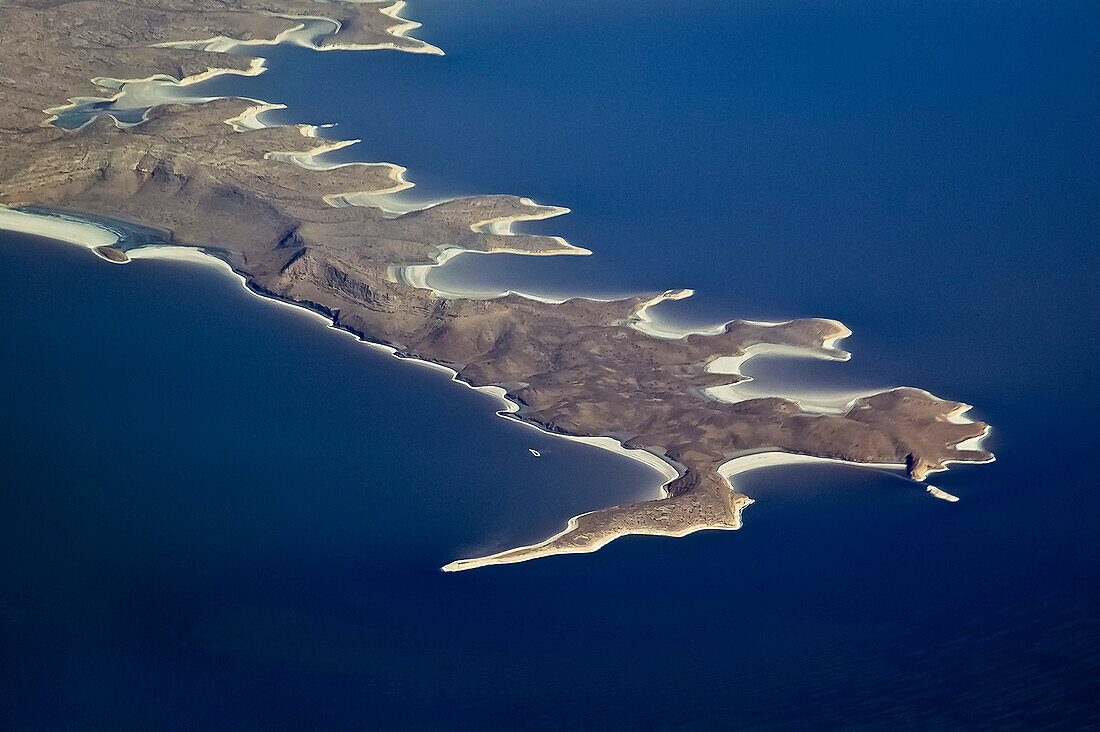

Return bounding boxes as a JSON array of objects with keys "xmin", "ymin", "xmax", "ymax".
[{"xmin": 0, "ymin": 0, "xmax": 993, "ymax": 569}]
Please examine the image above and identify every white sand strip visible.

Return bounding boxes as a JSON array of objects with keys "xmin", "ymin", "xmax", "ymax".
[
  {"xmin": 44, "ymin": 58, "xmax": 268, "ymax": 129},
  {"xmin": 468, "ymin": 198, "xmax": 574, "ymax": 236},
  {"xmin": 719, "ymin": 451, "xmax": 906, "ymax": 480},
  {"xmin": 704, "ymin": 342, "xmax": 864, "ymax": 413},
  {"xmin": 326, "ymin": 188, "xmax": 445, "ymax": 216},
  {"xmin": 0, "ymin": 207, "xmax": 126, "ymax": 265},
  {"xmin": 720, "ymin": 451, "xmax": 960, "ymax": 503},
  {"xmin": 382, "ymin": 198, "xmax": 595, "ymax": 302},
  {"xmin": 47, "ymin": 1, "xmax": 441, "ymax": 130},
  {"xmin": 388, "ymin": 248, "xmax": 603, "ymax": 304},
  {"xmin": 719, "ymin": 451, "xmax": 962, "ymax": 503},
  {"xmin": 629, "ymin": 289, "xmax": 713, "ymax": 338},
  {"xmin": 225, "ymin": 101, "xmax": 287, "ymax": 131},
  {"xmin": 926, "ymin": 486, "xmax": 960, "ymax": 502},
  {"xmin": 153, "ymin": 4, "xmax": 443, "ymax": 56},
  {"xmin": 628, "ymin": 290, "xmax": 854, "ymax": 359}
]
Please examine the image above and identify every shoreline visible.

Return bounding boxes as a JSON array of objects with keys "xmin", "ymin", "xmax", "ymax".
[
  {"xmin": 0, "ymin": 208, "xmax": 681, "ymax": 507},
  {"xmin": 44, "ymin": 57, "xmax": 269, "ymax": 130},
  {"xmin": 152, "ymin": 3, "xmax": 444, "ymax": 56},
  {"xmin": 1, "ymin": 0, "xmax": 997, "ymax": 573},
  {"xmin": 17, "ymin": 12, "xmax": 699, "ymax": 514},
  {"xmin": 441, "ymin": 491, "xmax": 751, "ymax": 572},
  {"xmin": 440, "ymin": 444, "xmax": 974, "ymax": 572},
  {"xmin": 703, "ymin": 342, "xmax": 871, "ymax": 415},
  {"xmin": 31, "ymin": 11, "xmax": 757, "ymax": 323},
  {"xmin": 43, "ymin": 0, "xmax": 442, "ymax": 131}
]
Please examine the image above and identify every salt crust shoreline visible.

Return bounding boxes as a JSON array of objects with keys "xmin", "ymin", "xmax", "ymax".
[
  {"xmin": 0, "ymin": 207, "xmax": 990, "ymax": 573},
  {"xmin": 43, "ymin": 1, "xmax": 440, "ymax": 130},
  {"xmin": 0, "ymin": 209, "xmax": 680, "ymax": 498},
  {"xmin": 10, "ymin": 3, "xmax": 994, "ymax": 570},
  {"xmin": 152, "ymin": 2, "xmax": 444, "ymax": 56},
  {"xmin": 43, "ymin": 57, "xmax": 269, "ymax": 130},
  {"xmin": 439, "ymin": 447, "xmax": 971, "ymax": 572}
]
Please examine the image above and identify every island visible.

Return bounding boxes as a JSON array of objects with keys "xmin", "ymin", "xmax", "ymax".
[{"xmin": 0, "ymin": 0, "xmax": 993, "ymax": 570}]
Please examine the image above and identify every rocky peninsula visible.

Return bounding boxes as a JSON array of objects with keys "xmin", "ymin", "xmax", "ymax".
[{"xmin": 0, "ymin": 0, "xmax": 993, "ymax": 570}]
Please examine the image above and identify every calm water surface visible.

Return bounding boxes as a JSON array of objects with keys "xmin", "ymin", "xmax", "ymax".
[
  {"xmin": 192, "ymin": 0, "xmax": 1099, "ymax": 402},
  {"xmin": 3, "ymin": 0, "xmax": 1099, "ymax": 726}
]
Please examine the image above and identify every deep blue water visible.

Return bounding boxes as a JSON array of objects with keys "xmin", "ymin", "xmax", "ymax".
[
  {"xmin": 191, "ymin": 0, "xmax": 1100, "ymax": 406},
  {"xmin": 3, "ymin": 233, "xmax": 1097, "ymax": 728},
  {"xmin": 3, "ymin": 0, "xmax": 1100, "ymax": 726}
]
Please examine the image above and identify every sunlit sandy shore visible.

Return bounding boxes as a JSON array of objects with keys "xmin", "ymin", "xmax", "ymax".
[
  {"xmin": 153, "ymin": 3, "xmax": 443, "ymax": 55},
  {"xmin": 44, "ymin": 58, "xmax": 268, "ymax": 130},
  {"xmin": 0, "ymin": 207, "xmax": 129, "ymax": 264}
]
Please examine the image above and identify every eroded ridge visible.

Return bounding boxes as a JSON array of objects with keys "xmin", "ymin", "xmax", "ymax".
[{"xmin": 0, "ymin": 0, "xmax": 994, "ymax": 571}]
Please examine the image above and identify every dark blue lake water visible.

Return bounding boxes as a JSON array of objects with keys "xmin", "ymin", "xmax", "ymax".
[{"xmin": 3, "ymin": 0, "xmax": 1099, "ymax": 726}]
